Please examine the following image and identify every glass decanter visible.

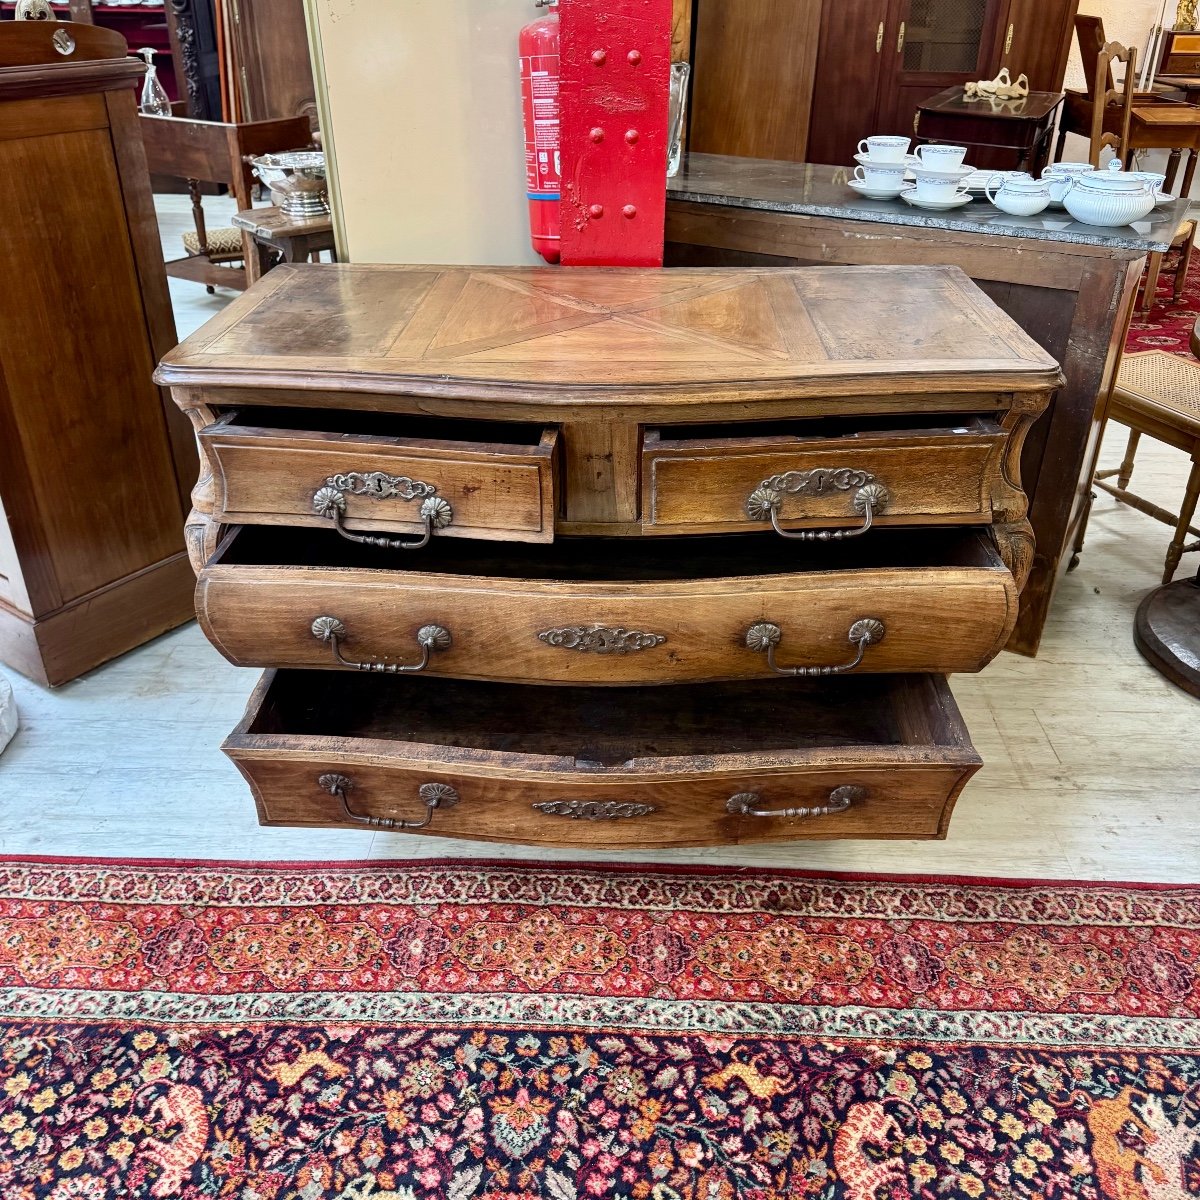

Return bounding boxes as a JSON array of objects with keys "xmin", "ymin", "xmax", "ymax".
[{"xmin": 137, "ymin": 47, "xmax": 171, "ymax": 117}]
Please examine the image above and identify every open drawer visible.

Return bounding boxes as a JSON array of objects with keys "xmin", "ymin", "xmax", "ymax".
[
  {"xmin": 198, "ymin": 525, "xmax": 1019, "ymax": 682},
  {"xmin": 642, "ymin": 416, "xmax": 1008, "ymax": 536},
  {"xmin": 226, "ymin": 670, "xmax": 982, "ymax": 848},
  {"xmin": 197, "ymin": 409, "xmax": 559, "ymax": 545}
]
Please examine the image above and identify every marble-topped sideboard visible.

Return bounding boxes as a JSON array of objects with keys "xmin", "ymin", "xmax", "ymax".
[{"xmin": 667, "ymin": 154, "xmax": 1190, "ymax": 657}]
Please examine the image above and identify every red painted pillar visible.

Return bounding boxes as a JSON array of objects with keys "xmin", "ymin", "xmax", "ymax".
[{"xmin": 558, "ymin": 0, "xmax": 672, "ymax": 267}]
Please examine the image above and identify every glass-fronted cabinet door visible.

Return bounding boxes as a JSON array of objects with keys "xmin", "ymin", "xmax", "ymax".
[{"xmin": 876, "ymin": 0, "xmax": 1004, "ymax": 134}]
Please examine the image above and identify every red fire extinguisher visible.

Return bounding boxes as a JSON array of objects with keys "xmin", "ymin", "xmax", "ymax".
[{"xmin": 520, "ymin": 0, "xmax": 561, "ymax": 264}]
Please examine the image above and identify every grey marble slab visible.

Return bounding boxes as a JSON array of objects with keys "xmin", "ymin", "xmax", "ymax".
[{"xmin": 667, "ymin": 154, "xmax": 1189, "ymax": 252}]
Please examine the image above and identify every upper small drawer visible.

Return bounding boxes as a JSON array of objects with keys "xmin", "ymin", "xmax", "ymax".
[
  {"xmin": 198, "ymin": 410, "xmax": 559, "ymax": 546},
  {"xmin": 642, "ymin": 417, "xmax": 1007, "ymax": 537}
]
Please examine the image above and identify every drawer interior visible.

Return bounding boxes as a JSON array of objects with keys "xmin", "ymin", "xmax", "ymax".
[
  {"xmin": 211, "ymin": 524, "xmax": 1005, "ymax": 579},
  {"xmin": 649, "ymin": 413, "xmax": 998, "ymax": 443},
  {"xmin": 244, "ymin": 670, "xmax": 971, "ymax": 767},
  {"xmin": 218, "ymin": 406, "xmax": 551, "ymax": 450}
]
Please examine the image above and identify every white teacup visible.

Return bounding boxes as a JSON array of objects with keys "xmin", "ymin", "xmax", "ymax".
[
  {"xmin": 913, "ymin": 170, "xmax": 971, "ymax": 203},
  {"xmin": 857, "ymin": 135, "xmax": 911, "ymax": 163},
  {"xmin": 853, "ymin": 161, "xmax": 908, "ymax": 189},
  {"xmin": 914, "ymin": 143, "xmax": 967, "ymax": 169}
]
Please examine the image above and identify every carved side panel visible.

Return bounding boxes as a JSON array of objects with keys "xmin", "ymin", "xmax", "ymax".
[
  {"xmin": 991, "ymin": 391, "xmax": 1051, "ymax": 593},
  {"xmin": 184, "ymin": 509, "xmax": 223, "ymax": 575}
]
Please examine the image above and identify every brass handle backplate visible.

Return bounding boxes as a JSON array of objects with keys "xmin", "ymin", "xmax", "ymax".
[
  {"xmin": 311, "ymin": 616, "xmax": 451, "ymax": 673},
  {"xmin": 533, "ymin": 800, "xmax": 657, "ymax": 820},
  {"xmin": 897, "ymin": 20, "xmax": 906, "ymax": 53},
  {"xmin": 1005, "ymin": 22, "xmax": 1014, "ymax": 56},
  {"xmin": 746, "ymin": 471, "xmax": 889, "ymax": 542},
  {"xmin": 876, "ymin": 20, "xmax": 884, "ymax": 53},
  {"xmin": 727, "ymin": 785, "xmax": 865, "ymax": 820},
  {"xmin": 319, "ymin": 773, "xmax": 459, "ymax": 830},
  {"xmin": 313, "ymin": 472, "xmax": 453, "ymax": 551},
  {"xmin": 745, "ymin": 618, "xmax": 885, "ymax": 677}
]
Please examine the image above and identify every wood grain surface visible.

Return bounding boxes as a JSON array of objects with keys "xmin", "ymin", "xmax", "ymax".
[{"xmin": 156, "ymin": 263, "xmax": 1062, "ymax": 406}]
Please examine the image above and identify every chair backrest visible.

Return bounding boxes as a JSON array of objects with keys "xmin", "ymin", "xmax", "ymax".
[
  {"xmin": 1090, "ymin": 40, "xmax": 1136, "ymax": 167},
  {"xmin": 1076, "ymin": 14, "xmax": 1114, "ymax": 98}
]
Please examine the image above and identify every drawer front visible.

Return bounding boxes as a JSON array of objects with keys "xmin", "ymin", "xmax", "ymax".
[
  {"xmin": 225, "ymin": 672, "xmax": 981, "ymax": 848},
  {"xmin": 643, "ymin": 421, "xmax": 1005, "ymax": 535},
  {"xmin": 232, "ymin": 757, "xmax": 973, "ymax": 847},
  {"xmin": 1165, "ymin": 53, "xmax": 1200, "ymax": 72},
  {"xmin": 198, "ymin": 555, "xmax": 1017, "ymax": 682},
  {"xmin": 199, "ymin": 420, "xmax": 559, "ymax": 544}
]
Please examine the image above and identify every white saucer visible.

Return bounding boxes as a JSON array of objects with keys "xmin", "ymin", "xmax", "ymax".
[
  {"xmin": 847, "ymin": 178, "xmax": 907, "ymax": 201},
  {"xmin": 900, "ymin": 187, "xmax": 973, "ymax": 212},
  {"xmin": 853, "ymin": 151, "xmax": 919, "ymax": 169},
  {"xmin": 1154, "ymin": 191, "xmax": 1175, "ymax": 207}
]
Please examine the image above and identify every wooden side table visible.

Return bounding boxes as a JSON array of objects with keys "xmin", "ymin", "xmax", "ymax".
[
  {"xmin": 231, "ymin": 206, "xmax": 336, "ymax": 276},
  {"xmin": 916, "ymin": 88, "xmax": 1065, "ymax": 174}
]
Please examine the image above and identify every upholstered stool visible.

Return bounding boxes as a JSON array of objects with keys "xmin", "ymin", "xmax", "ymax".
[
  {"xmin": 182, "ymin": 226, "xmax": 244, "ymax": 259},
  {"xmin": 1082, "ymin": 350, "xmax": 1200, "ymax": 583}
]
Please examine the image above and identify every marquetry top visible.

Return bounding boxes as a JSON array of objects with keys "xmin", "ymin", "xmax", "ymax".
[{"xmin": 156, "ymin": 263, "xmax": 1061, "ymax": 409}]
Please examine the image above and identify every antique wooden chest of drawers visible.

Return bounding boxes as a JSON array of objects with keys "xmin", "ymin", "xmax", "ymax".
[{"xmin": 158, "ymin": 263, "xmax": 1061, "ymax": 849}]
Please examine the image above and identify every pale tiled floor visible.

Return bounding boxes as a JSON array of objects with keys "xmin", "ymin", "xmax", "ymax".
[{"xmin": 0, "ymin": 195, "xmax": 1197, "ymax": 879}]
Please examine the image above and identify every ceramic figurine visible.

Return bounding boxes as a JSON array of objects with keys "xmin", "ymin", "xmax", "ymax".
[
  {"xmin": 964, "ymin": 68, "xmax": 1029, "ymax": 102},
  {"xmin": 15, "ymin": 0, "xmax": 56, "ymax": 19}
]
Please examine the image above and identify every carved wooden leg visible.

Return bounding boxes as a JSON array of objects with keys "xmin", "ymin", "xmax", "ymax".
[
  {"xmin": 1166, "ymin": 149, "xmax": 1184, "ymax": 194},
  {"xmin": 1164, "ymin": 456, "xmax": 1200, "ymax": 584},
  {"xmin": 993, "ymin": 519, "xmax": 1036, "ymax": 594},
  {"xmin": 1117, "ymin": 428, "xmax": 1140, "ymax": 491},
  {"xmin": 1175, "ymin": 225, "xmax": 1196, "ymax": 302},
  {"xmin": 1183, "ymin": 148, "xmax": 1199, "ymax": 199},
  {"xmin": 1142, "ymin": 252, "xmax": 1163, "ymax": 311},
  {"xmin": 1068, "ymin": 488, "xmax": 1096, "ymax": 571}
]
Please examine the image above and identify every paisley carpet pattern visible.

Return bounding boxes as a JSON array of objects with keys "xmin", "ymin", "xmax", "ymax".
[
  {"xmin": 0, "ymin": 857, "xmax": 1197, "ymax": 1200},
  {"xmin": 1126, "ymin": 245, "xmax": 1200, "ymax": 358}
]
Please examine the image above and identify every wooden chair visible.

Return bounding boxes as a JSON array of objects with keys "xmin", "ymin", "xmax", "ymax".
[
  {"xmin": 1058, "ymin": 15, "xmax": 1200, "ymax": 194},
  {"xmin": 138, "ymin": 111, "xmax": 313, "ymax": 291},
  {"xmin": 1081, "ymin": 38, "xmax": 1199, "ymax": 314},
  {"xmin": 1077, "ymin": 350, "xmax": 1200, "ymax": 583}
]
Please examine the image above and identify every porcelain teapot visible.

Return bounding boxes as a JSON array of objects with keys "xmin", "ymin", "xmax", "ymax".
[{"xmin": 1062, "ymin": 160, "xmax": 1157, "ymax": 227}]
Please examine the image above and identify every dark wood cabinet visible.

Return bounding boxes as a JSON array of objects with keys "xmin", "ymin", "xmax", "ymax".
[
  {"xmin": 0, "ymin": 21, "xmax": 196, "ymax": 685},
  {"xmin": 226, "ymin": 0, "xmax": 317, "ymax": 127},
  {"xmin": 690, "ymin": 0, "xmax": 1078, "ymax": 167},
  {"xmin": 689, "ymin": 0, "xmax": 821, "ymax": 161}
]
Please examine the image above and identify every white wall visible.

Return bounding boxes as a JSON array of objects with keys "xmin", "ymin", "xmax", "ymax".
[{"xmin": 308, "ymin": 0, "xmax": 542, "ymax": 265}]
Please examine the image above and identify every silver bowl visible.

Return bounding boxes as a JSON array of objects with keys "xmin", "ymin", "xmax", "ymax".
[{"xmin": 250, "ymin": 150, "xmax": 330, "ymax": 220}]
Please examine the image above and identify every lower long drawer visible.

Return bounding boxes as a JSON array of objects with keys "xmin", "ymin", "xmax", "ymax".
[{"xmin": 225, "ymin": 670, "xmax": 982, "ymax": 849}]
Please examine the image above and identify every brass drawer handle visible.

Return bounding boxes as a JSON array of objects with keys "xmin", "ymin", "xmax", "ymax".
[
  {"xmin": 310, "ymin": 616, "xmax": 451, "ymax": 673},
  {"xmin": 313, "ymin": 473, "xmax": 453, "ymax": 551},
  {"xmin": 319, "ymin": 773, "xmax": 459, "ymax": 830},
  {"xmin": 746, "ymin": 618, "xmax": 885, "ymax": 676},
  {"xmin": 727, "ymin": 785, "xmax": 864, "ymax": 819},
  {"xmin": 533, "ymin": 800, "xmax": 657, "ymax": 820},
  {"xmin": 746, "ymin": 472, "xmax": 889, "ymax": 542}
]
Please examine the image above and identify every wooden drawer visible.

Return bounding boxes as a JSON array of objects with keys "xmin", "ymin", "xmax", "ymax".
[
  {"xmin": 197, "ymin": 410, "xmax": 559, "ymax": 545},
  {"xmin": 1165, "ymin": 54, "xmax": 1200, "ymax": 73},
  {"xmin": 642, "ymin": 417, "xmax": 1008, "ymax": 535},
  {"xmin": 226, "ymin": 670, "xmax": 982, "ymax": 848},
  {"xmin": 198, "ymin": 526, "xmax": 1018, "ymax": 681}
]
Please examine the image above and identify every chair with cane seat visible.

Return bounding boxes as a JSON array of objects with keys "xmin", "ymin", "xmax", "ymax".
[{"xmin": 1077, "ymin": 350, "xmax": 1200, "ymax": 584}]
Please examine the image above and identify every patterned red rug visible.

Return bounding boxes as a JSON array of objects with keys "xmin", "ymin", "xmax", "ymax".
[
  {"xmin": 0, "ymin": 857, "xmax": 1197, "ymax": 1200},
  {"xmin": 1127, "ymin": 244, "xmax": 1200, "ymax": 357}
]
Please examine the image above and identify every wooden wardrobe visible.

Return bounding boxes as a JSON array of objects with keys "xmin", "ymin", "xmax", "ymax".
[
  {"xmin": 689, "ymin": 0, "xmax": 1079, "ymax": 166},
  {"xmin": 0, "ymin": 22, "xmax": 196, "ymax": 685}
]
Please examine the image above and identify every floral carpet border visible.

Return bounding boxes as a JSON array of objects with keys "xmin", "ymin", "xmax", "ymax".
[
  {"xmin": 0, "ymin": 856, "xmax": 1195, "ymax": 926},
  {"xmin": 2, "ymin": 987, "xmax": 1197, "ymax": 1051}
]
